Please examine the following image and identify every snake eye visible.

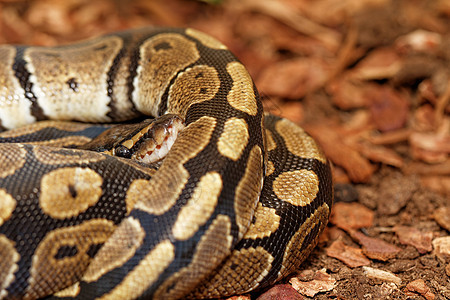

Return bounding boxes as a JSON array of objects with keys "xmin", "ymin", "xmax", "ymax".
[{"xmin": 114, "ymin": 145, "xmax": 132, "ymax": 158}]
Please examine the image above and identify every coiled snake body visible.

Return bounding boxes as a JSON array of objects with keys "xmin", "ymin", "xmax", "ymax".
[{"xmin": 0, "ymin": 28, "xmax": 332, "ymax": 299}]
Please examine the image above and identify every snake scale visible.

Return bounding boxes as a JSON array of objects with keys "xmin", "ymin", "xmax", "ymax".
[{"xmin": 0, "ymin": 27, "xmax": 333, "ymax": 299}]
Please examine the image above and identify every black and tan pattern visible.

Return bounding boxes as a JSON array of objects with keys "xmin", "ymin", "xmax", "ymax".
[{"xmin": 0, "ymin": 28, "xmax": 333, "ymax": 300}]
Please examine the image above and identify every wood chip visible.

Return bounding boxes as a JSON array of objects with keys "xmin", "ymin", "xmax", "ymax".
[
  {"xmin": 405, "ymin": 279, "xmax": 436, "ymax": 300},
  {"xmin": 327, "ymin": 76, "xmax": 369, "ymax": 110},
  {"xmin": 329, "ymin": 202, "xmax": 374, "ymax": 231},
  {"xmin": 393, "ymin": 225, "xmax": 433, "ymax": 254},
  {"xmin": 368, "ymin": 128, "xmax": 412, "ymax": 145},
  {"xmin": 257, "ymin": 57, "xmax": 329, "ymax": 99},
  {"xmin": 410, "ymin": 129, "xmax": 450, "ymax": 164},
  {"xmin": 350, "ymin": 231, "xmax": 401, "ymax": 261},
  {"xmin": 366, "ymin": 85, "xmax": 410, "ymax": 132},
  {"xmin": 395, "ymin": 29, "xmax": 442, "ymax": 54},
  {"xmin": 421, "ymin": 175, "xmax": 450, "ymax": 195},
  {"xmin": 433, "ymin": 207, "xmax": 450, "ymax": 231},
  {"xmin": 376, "ymin": 173, "xmax": 418, "ymax": 215},
  {"xmin": 326, "ymin": 240, "xmax": 370, "ymax": 268},
  {"xmin": 256, "ymin": 284, "xmax": 303, "ymax": 300},
  {"xmin": 289, "ymin": 269, "xmax": 336, "ymax": 297},
  {"xmin": 432, "ymin": 236, "xmax": 450, "ymax": 260},
  {"xmin": 305, "ymin": 125, "xmax": 375, "ymax": 183},
  {"xmin": 362, "ymin": 266, "xmax": 402, "ymax": 285},
  {"xmin": 352, "ymin": 47, "xmax": 402, "ymax": 80},
  {"xmin": 354, "ymin": 141, "xmax": 404, "ymax": 167},
  {"xmin": 227, "ymin": 295, "xmax": 251, "ymax": 300}
]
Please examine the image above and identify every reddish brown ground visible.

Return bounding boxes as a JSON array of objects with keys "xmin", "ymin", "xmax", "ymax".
[{"xmin": 1, "ymin": 0, "xmax": 449, "ymax": 299}]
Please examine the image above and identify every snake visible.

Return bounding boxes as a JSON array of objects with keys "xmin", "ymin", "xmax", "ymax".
[{"xmin": 0, "ymin": 27, "xmax": 333, "ymax": 299}]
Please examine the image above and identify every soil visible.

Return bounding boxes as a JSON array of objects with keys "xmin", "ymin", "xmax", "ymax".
[{"xmin": 0, "ymin": 0, "xmax": 448, "ymax": 299}]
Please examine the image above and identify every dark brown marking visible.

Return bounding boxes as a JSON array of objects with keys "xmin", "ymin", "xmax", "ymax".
[
  {"xmin": 12, "ymin": 47, "xmax": 47, "ymax": 121},
  {"xmin": 66, "ymin": 77, "xmax": 79, "ymax": 92}
]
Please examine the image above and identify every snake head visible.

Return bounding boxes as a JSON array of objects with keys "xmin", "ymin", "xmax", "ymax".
[{"xmin": 80, "ymin": 114, "xmax": 185, "ymax": 164}]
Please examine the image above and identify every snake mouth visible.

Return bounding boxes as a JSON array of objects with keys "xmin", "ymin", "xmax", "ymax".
[{"xmin": 132, "ymin": 117, "xmax": 184, "ymax": 164}]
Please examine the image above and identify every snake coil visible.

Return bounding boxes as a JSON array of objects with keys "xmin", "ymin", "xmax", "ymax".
[{"xmin": 0, "ymin": 28, "xmax": 332, "ymax": 299}]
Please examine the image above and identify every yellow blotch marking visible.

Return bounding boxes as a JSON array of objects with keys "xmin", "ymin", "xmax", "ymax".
[
  {"xmin": 173, "ymin": 172, "xmax": 222, "ymax": 240},
  {"xmin": 125, "ymin": 179, "xmax": 151, "ymax": 214},
  {"xmin": 226, "ymin": 62, "xmax": 257, "ymax": 116},
  {"xmin": 83, "ymin": 217, "xmax": 145, "ymax": 282},
  {"xmin": 40, "ymin": 167, "xmax": 103, "ymax": 219},
  {"xmin": 266, "ymin": 160, "xmax": 275, "ymax": 176},
  {"xmin": 265, "ymin": 129, "xmax": 276, "ymax": 151},
  {"xmin": 0, "ymin": 144, "xmax": 26, "ymax": 179},
  {"xmin": 26, "ymin": 219, "xmax": 115, "ymax": 299},
  {"xmin": 0, "ymin": 235, "xmax": 20, "ymax": 298},
  {"xmin": 279, "ymin": 203, "xmax": 330, "ymax": 278},
  {"xmin": 155, "ymin": 215, "xmax": 233, "ymax": 299},
  {"xmin": 217, "ymin": 118, "xmax": 249, "ymax": 161},
  {"xmin": 133, "ymin": 116, "xmax": 216, "ymax": 215},
  {"xmin": 243, "ymin": 203, "xmax": 280, "ymax": 240},
  {"xmin": 99, "ymin": 240, "xmax": 175, "ymax": 300},
  {"xmin": 53, "ymin": 282, "xmax": 80, "ymax": 298},
  {"xmin": 133, "ymin": 33, "xmax": 199, "ymax": 116},
  {"xmin": 234, "ymin": 146, "xmax": 264, "ymax": 238},
  {"xmin": 26, "ymin": 36, "xmax": 123, "ymax": 122},
  {"xmin": 168, "ymin": 65, "xmax": 219, "ymax": 116},
  {"xmin": 276, "ymin": 118, "xmax": 326, "ymax": 163},
  {"xmin": 189, "ymin": 246, "xmax": 274, "ymax": 298},
  {"xmin": 186, "ymin": 28, "xmax": 227, "ymax": 49},
  {"xmin": 0, "ymin": 189, "xmax": 15, "ymax": 226},
  {"xmin": 273, "ymin": 170, "xmax": 319, "ymax": 207}
]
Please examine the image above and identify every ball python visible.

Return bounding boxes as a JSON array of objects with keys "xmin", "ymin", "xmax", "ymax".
[{"xmin": 0, "ymin": 27, "xmax": 333, "ymax": 299}]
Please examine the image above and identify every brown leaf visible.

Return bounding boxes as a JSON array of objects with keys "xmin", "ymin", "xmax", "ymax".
[
  {"xmin": 329, "ymin": 202, "xmax": 374, "ymax": 231},
  {"xmin": 326, "ymin": 239, "xmax": 370, "ymax": 268},
  {"xmin": 351, "ymin": 231, "xmax": 401, "ymax": 261},
  {"xmin": 256, "ymin": 284, "xmax": 303, "ymax": 300},
  {"xmin": 393, "ymin": 226, "xmax": 433, "ymax": 254},
  {"xmin": 289, "ymin": 269, "xmax": 336, "ymax": 297}
]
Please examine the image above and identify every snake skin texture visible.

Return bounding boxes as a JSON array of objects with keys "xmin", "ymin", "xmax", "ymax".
[{"xmin": 0, "ymin": 27, "xmax": 333, "ymax": 300}]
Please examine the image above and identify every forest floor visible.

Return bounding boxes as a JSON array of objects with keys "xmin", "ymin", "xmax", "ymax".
[{"xmin": 1, "ymin": 0, "xmax": 449, "ymax": 299}]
